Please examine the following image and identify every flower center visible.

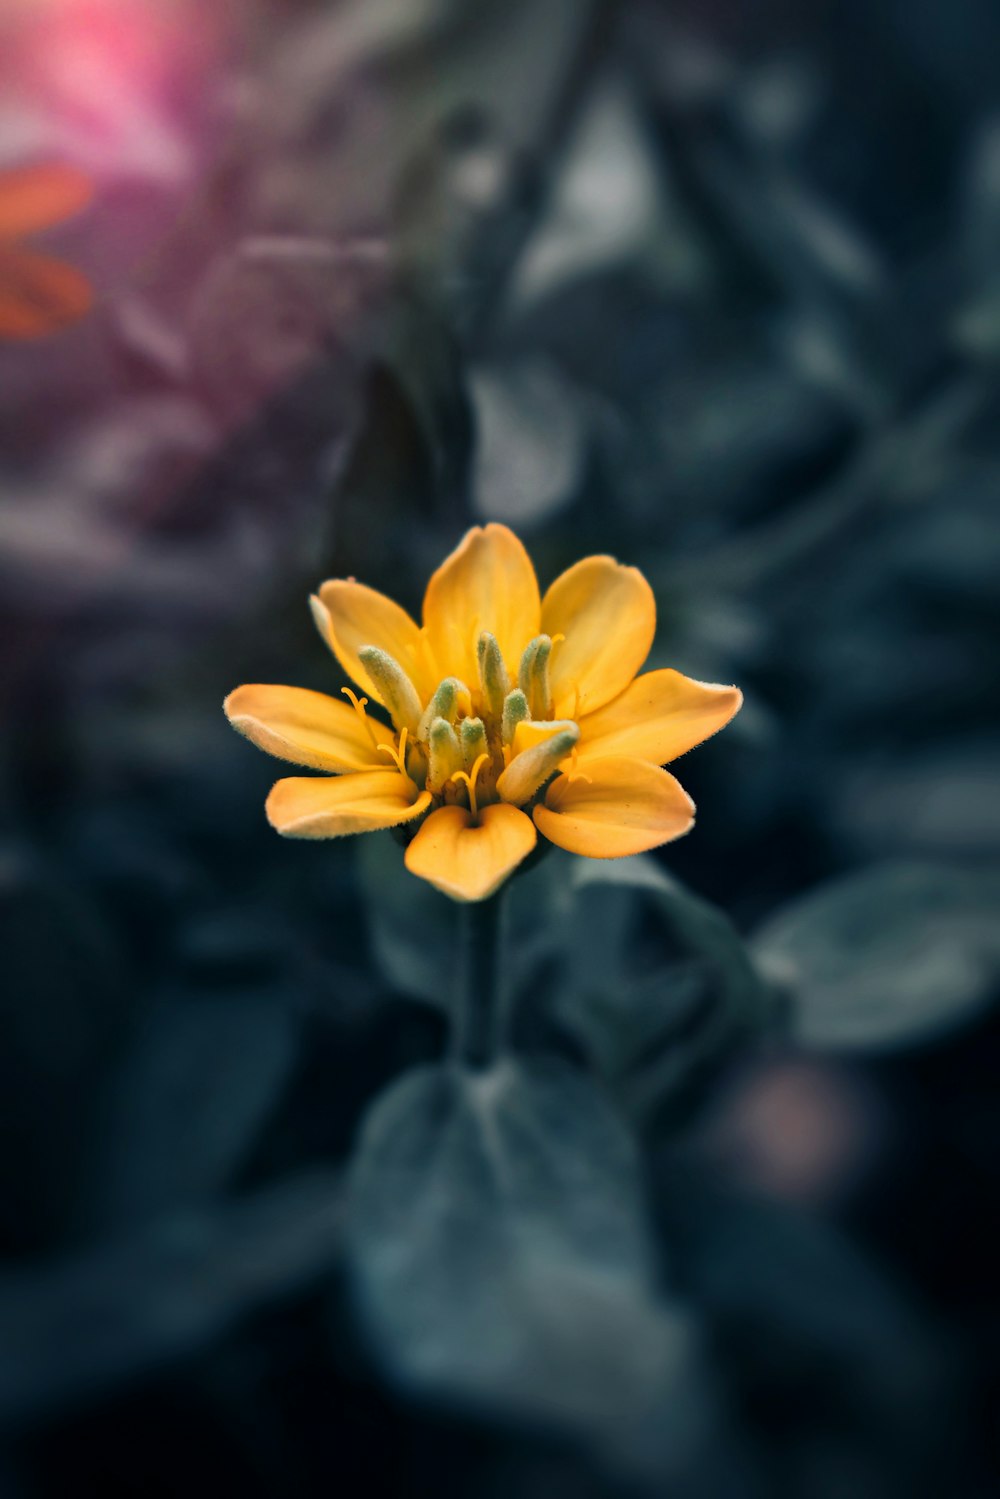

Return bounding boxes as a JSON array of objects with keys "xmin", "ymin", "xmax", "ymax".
[{"xmin": 360, "ymin": 628, "xmax": 580, "ymax": 815}]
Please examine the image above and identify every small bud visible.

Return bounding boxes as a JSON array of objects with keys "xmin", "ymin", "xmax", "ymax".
[
  {"xmin": 358, "ymin": 646, "xmax": 423, "ymax": 735},
  {"xmin": 477, "ymin": 632, "xmax": 510, "ymax": 721},
  {"xmin": 427, "ymin": 717, "xmax": 462, "ymax": 791},
  {"xmin": 417, "ymin": 676, "xmax": 471, "ymax": 742},
  {"xmin": 496, "ymin": 721, "xmax": 579, "ymax": 805},
  {"xmin": 518, "ymin": 635, "xmax": 553, "ymax": 720},
  {"xmin": 460, "ymin": 715, "xmax": 489, "ymax": 773},
  {"xmin": 501, "ymin": 688, "xmax": 529, "ymax": 746}
]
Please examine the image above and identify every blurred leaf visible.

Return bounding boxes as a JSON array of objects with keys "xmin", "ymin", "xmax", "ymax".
[
  {"xmin": 348, "ymin": 1057, "xmax": 707, "ymax": 1475},
  {"xmin": 544, "ymin": 856, "xmax": 778, "ymax": 1126},
  {"xmin": 0, "ymin": 848, "xmax": 127, "ymax": 1251},
  {"xmin": 754, "ymin": 861, "xmax": 1000, "ymax": 1051},
  {"xmin": 658, "ymin": 1175, "xmax": 944, "ymax": 1491},
  {"xmin": 469, "ymin": 358, "xmax": 586, "ymax": 526},
  {"xmin": 510, "ymin": 75, "xmax": 668, "ymax": 313},
  {"xmin": 89, "ymin": 994, "xmax": 299, "ymax": 1230},
  {"xmin": 360, "ymin": 843, "xmax": 776, "ymax": 1125},
  {"xmin": 0, "ymin": 1170, "xmax": 343, "ymax": 1430},
  {"xmin": 831, "ymin": 743, "xmax": 1000, "ymax": 860},
  {"xmin": 358, "ymin": 832, "xmax": 458, "ymax": 1006},
  {"xmin": 187, "ymin": 237, "xmax": 389, "ymax": 428}
]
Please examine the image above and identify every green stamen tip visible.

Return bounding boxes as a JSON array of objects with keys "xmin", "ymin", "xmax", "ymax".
[
  {"xmin": 428, "ymin": 716, "xmax": 462, "ymax": 791},
  {"xmin": 358, "ymin": 645, "xmax": 423, "ymax": 735},
  {"xmin": 460, "ymin": 715, "xmax": 488, "ymax": 773},
  {"xmin": 501, "ymin": 688, "xmax": 529, "ymax": 745},
  {"xmin": 496, "ymin": 721, "xmax": 579, "ymax": 805},
  {"xmin": 518, "ymin": 635, "xmax": 554, "ymax": 721},
  {"xmin": 477, "ymin": 631, "xmax": 510, "ymax": 720}
]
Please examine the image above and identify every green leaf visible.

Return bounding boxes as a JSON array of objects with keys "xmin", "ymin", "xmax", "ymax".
[
  {"xmin": 540, "ymin": 854, "xmax": 778, "ymax": 1127},
  {"xmin": 0, "ymin": 1171, "xmax": 344, "ymax": 1428},
  {"xmin": 753, "ymin": 860, "xmax": 1000, "ymax": 1051},
  {"xmin": 348, "ymin": 1057, "xmax": 707, "ymax": 1476}
]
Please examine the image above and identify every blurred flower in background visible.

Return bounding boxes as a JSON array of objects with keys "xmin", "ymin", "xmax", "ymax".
[{"xmin": 0, "ymin": 163, "xmax": 93, "ymax": 338}]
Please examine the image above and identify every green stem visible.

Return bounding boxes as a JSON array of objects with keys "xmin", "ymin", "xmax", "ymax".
[{"xmin": 453, "ymin": 890, "xmax": 506, "ymax": 1068}]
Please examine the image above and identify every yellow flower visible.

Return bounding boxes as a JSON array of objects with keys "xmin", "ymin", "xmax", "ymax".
[{"xmin": 225, "ymin": 524, "xmax": 742, "ymax": 902}]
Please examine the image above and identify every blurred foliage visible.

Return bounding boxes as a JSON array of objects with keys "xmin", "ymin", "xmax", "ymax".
[{"xmin": 1, "ymin": 0, "xmax": 999, "ymax": 1495}]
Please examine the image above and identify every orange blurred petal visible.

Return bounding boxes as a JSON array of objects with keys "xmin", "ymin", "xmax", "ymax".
[
  {"xmin": 0, "ymin": 164, "xmax": 93, "ymax": 238},
  {"xmin": 0, "ymin": 246, "xmax": 93, "ymax": 339}
]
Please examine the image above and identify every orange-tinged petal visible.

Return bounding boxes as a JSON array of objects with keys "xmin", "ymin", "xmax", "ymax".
[
  {"xmin": 266, "ymin": 771, "xmax": 431, "ymax": 838},
  {"xmin": 0, "ymin": 246, "xmax": 92, "ymax": 338},
  {"xmin": 0, "ymin": 164, "xmax": 93, "ymax": 238},
  {"xmin": 533, "ymin": 756, "xmax": 694, "ymax": 858},
  {"xmin": 541, "ymin": 555, "xmax": 656, "ymax": 717},
  {"xmin": 576, "ymin": 669, "xmax": 742, "ymax": 766},
  {"xmin": 510, "ymin": 718, "xmax": 576, "ymax": 757},
  {"xmin": 422, "ymin": 524, "xmax": 541, "ymax": 688},
  {"xmin": 313, "ymin": 581, "xmax": 436, "ymax": 705},
  {"xmin": 404, "ymin": 802, "xmax": 537, "ymax": 901},
  {"xmin": 224, "ymin": 683, "xmax": 395, "ymax": 772}
]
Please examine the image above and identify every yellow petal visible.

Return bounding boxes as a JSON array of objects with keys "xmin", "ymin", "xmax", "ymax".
[
  {"xmin": 266, "ymin": 772, "xmax": 430, "ymax": 838},
  {"xmin": 541, "ymin": 555, "xmax": 656, "ymax": 717},
  {"xmin": 533, "ymin": 756, "xmax": 694, "ymax": 858},
  {"xmin": 576, "ymin": 670, "xmax": 742, "ymax": 766},
  {"xmin": 313, "ymin": 581, "xmax": 436, "ymax": 706},
  {"xmin": 404, "ymin": 803, "xmax": 537, "ymax": 901},
  {"xmin": 510, "ymin": 718, "xmax": 576, "ymax": 757},
  {"xmin": 0, "ymin": 246, "xmax": 93, "ymax": 338},
  {"xmin": 0, "ymin": 164, "xmax": 93, "ymax": 238},
  {"xmin": 224, "ymin": 683, "xmax": 395, "ymax": 772},
  {"xmin": 422, "ymin": 524, "xmax": 541, "ymax": 689}
]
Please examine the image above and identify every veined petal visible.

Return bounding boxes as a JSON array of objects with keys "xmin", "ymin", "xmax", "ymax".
[
  {"xmin": 541, "ymin": 555, "xmax": 655, "ymax": 717},
  {"xmin": 224, "ymin": 683, "xmax": 394, "ymax": 772},
  {"xmin": 404, "ymin": 803, "xmax": 537, "ymax": 902},
  {"xmin": 422, "ymin": 524, "xmax": 541, "ymax": 689},
  {"xmin": 0, "ymin": 164, "xmax": 93, "ymax": 237},
  {"xmin": 0, "ymin": 246, "xmax": 92, "ymax": 338},
  {"xmin": 313, "ymin": 581, "xmax": 436, "ymax": 705},
  {"xmin": 533, "ymin": 756, "xmax": 694, "ymax": 858},
  {"xmin": 576, "ymin": 670, "xmax": 742, "ymax": 766},
  {"xmin": 266, "ymin": 771, "xmax": 431, "ymax": 838}
]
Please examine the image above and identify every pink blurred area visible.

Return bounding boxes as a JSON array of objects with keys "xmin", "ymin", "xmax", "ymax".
[{"xmin": 0, "ymin": 0, "xmax": 230, "ymax": 183}]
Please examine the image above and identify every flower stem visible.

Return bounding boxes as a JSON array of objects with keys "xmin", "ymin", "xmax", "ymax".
[{"xmin": 453, "ymin": 890, "xmax": 505, "ymax": 1068}]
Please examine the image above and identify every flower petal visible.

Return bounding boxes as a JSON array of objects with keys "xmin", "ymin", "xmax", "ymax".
[
  {"xmin": 541, "ymin": 555, "xmax": 656, "ymax": 717},
  {"xmin": 0, "ymin": 246, "xmax": 92, "ymax": 338},
  {"xmin": 313, "ymin": 581, "xmax": 435, "ymax": 705},
  {"xmin": 533, "ymin": 756, "xmax": 694, "ymax": 858},
  {"xmin": 404, "ymin": 802, "xmax": 537, "ymax": 901},
  {"xmin": 576, "ymin": 670, "xmax": 742, "ymax": 766},
  {"xmin": 422, "ymin": 524, "xmax": 541, "ymax": 688},
  {"xmin": 0, "ymin": 164, "xmax": 93, "ymax": 237},
  {"xmin": 225, "ymin": 683, "xmax": 395, "ymax": 772},
  {"xmin": 266, "ymin": 772, "xmax": 430, "ymax": 838}
]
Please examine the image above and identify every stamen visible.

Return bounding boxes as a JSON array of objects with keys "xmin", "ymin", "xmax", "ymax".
[
  {"xmin": 358, "ymin": 645, "xmax": 423, "ymax": 735},
  {"xmin": 376, "ymin": 725, "xmax": 412, "ymax": 780},
  {"xmin": 460, "ymin": 715, "xmax": 488, "ymax": 773},
  {"xmin": 417, "ymin": 676, "xmax": 471, "ymax": 743},
  {"xmin": 341, "ymin": 686, "xmax": 384, "ymax": 751},
  {"xmin": 518, "ymin": 635, "xmax": 554, "ymax": 720},
  {"xmin": 450, "ymin": 751, "xmax": 490, "ymax": 821},
  {"xmin": 477, "ymin": 631, "xmax": 510, "ymax": 722},
  {"xmin": 496, "ymin": 721, "xmax": 579, "ymax": 806},
  {"xmin": 501, "ymin": 687, "xmax": 529, "ymax": 747},
  {"xmin": 427, "ymin": 716, "xmax": 462, "ymax": 792}
]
